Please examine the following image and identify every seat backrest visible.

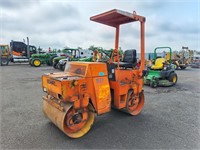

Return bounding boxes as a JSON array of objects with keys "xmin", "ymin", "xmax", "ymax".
[
  {"xmin": 165, "ymin": 52, "xmax": 170, "ymax": 61},
  {"xmin": 151, "ymin": 58, "xmax": 166, "ymax": 70},
  {"xmin": 123, "ymin": 49, "xmax": 137, "ymax": 64}
]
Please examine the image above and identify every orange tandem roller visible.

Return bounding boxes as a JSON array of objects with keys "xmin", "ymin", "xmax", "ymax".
[{"xmin": 42, "ymin": 9, "xmax": 146, "ymax": 138}]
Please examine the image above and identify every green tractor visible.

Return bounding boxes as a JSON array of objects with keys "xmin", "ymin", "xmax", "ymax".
[
  {"xmin": 30, "ymin": 52, "xmax": 57, "ymax": 67},
  {"xmin": 144, "ymin": 47, "xmax": 178, "ymax": 88},
  {"xmin": 53, "ymin": 48, "xmax": 95, "ymax": 70},
  {"xmin": 0, "ymin": 45, "xmax": 10, "ymax": 66},
  {"xmin": 53, "ymin": 55, "xmax": 68, "ymax": 69},
  {"xmin": 57, "ymin": 56, "xmax": 94, "ymax": 71},
  {"xmin": 52, "ymin": 48, "xmax": 79, "ymax": 69}
]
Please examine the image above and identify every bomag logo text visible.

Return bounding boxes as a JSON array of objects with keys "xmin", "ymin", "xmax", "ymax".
[{"xmin": 47, "ymin": 79, "xmax": 56, "ymax": 86}]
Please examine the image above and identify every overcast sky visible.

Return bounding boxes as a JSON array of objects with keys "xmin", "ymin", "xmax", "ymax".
[{"xmin": 0, "ymin": 0, "xmax": 199, "ymax": 52}]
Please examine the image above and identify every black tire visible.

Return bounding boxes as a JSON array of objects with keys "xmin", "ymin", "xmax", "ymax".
[
  {"xmin": 32, "ymin": 59, "xmax": 41, "ymax": 67},
  {"xmin": 1, "ymin": 58, "xmax": 9, "ymax": 66},
  {"xmin": 150, "ymin": 81, "xmax": 157, "ymax": 88},
  {"xmin": 56, "ymin": 62, "xmax": 61, "ymax": 70},
  {"xmin": 48, "ymin": 55, "xmax": 57, "ymax": 66},
  {"xmin": 53, "ymin": 62, "xmax": 57, "ymax": 69},
  {"xmin": 61, "ymin": 64, "xmax": 65, "ymax": 71},
  {"xmin": 168, "ymin": 72, "xmax": 178, "ymax": 84},
  {"xmin": 29, "ymin": 58, "xmax": 33, "ymax": 66},
  {"xmin": 180, "ymin": 66, "xmax": 186, "ymax": 70},
  {"xmin": 46, "ymin": 61, "xmax": 51, "ymax": 66},
  {"xmin": 61, "ymin": 62, "xmax": 67, "ymax": 71}
]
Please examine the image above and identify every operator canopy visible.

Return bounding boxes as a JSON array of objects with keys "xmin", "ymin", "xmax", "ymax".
[{"xmin": 90, "ymin": 9, "xmax": 145, "ymax": 27}]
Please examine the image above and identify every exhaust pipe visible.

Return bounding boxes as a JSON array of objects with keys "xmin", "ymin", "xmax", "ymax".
[{"xmin": 27, "ymin": 37, "xmax": 30, "ymax": 58}]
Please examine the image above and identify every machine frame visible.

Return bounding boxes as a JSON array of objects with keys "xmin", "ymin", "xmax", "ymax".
[{"xmin": 42, "ymin": 9, "xmax": 146, "ymax": 138}]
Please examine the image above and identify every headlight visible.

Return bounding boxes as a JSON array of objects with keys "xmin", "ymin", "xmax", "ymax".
[{"xmin": 43, "ymin": 87, "xmax": 47, "ymax": 92}]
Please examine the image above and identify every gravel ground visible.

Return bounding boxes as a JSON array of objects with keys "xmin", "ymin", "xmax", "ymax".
[{"xmin": 0, "ymin": 63, "xmax": 200, "ymax": 149}]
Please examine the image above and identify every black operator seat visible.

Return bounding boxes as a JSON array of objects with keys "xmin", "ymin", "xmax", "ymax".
[
  {"xmin": 113, "ymin": 49, "xmax": 137, "ymax": 68},
  {"xmin": 107, "ymin": 49, "xmax": 137, "ymax": 81}
]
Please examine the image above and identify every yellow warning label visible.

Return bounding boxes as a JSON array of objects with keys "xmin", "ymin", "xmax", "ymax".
[{"xmin": 98, "ymin": 85, "xmax": 110, "ymax": 102}]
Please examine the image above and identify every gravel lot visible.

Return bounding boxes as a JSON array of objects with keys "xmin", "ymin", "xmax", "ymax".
[{"xmin": 1, "ymin": 63, "xmax": 200, "ymax": 149}]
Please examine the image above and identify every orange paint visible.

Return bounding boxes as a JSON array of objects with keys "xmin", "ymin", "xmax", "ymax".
[{"xmin": 12, "ymin": 50, "xmax": 22, "ymax": 56}]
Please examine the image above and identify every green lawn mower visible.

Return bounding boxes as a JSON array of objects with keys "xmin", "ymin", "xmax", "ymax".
[{"xmin": 144, "ymin": 47, "xmax": 178, "ymax": 88}]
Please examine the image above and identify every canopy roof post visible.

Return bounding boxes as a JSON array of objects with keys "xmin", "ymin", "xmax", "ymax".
[{"xmin": 90, "ymin": 9, "xmax": 146, "ymax": 69}]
